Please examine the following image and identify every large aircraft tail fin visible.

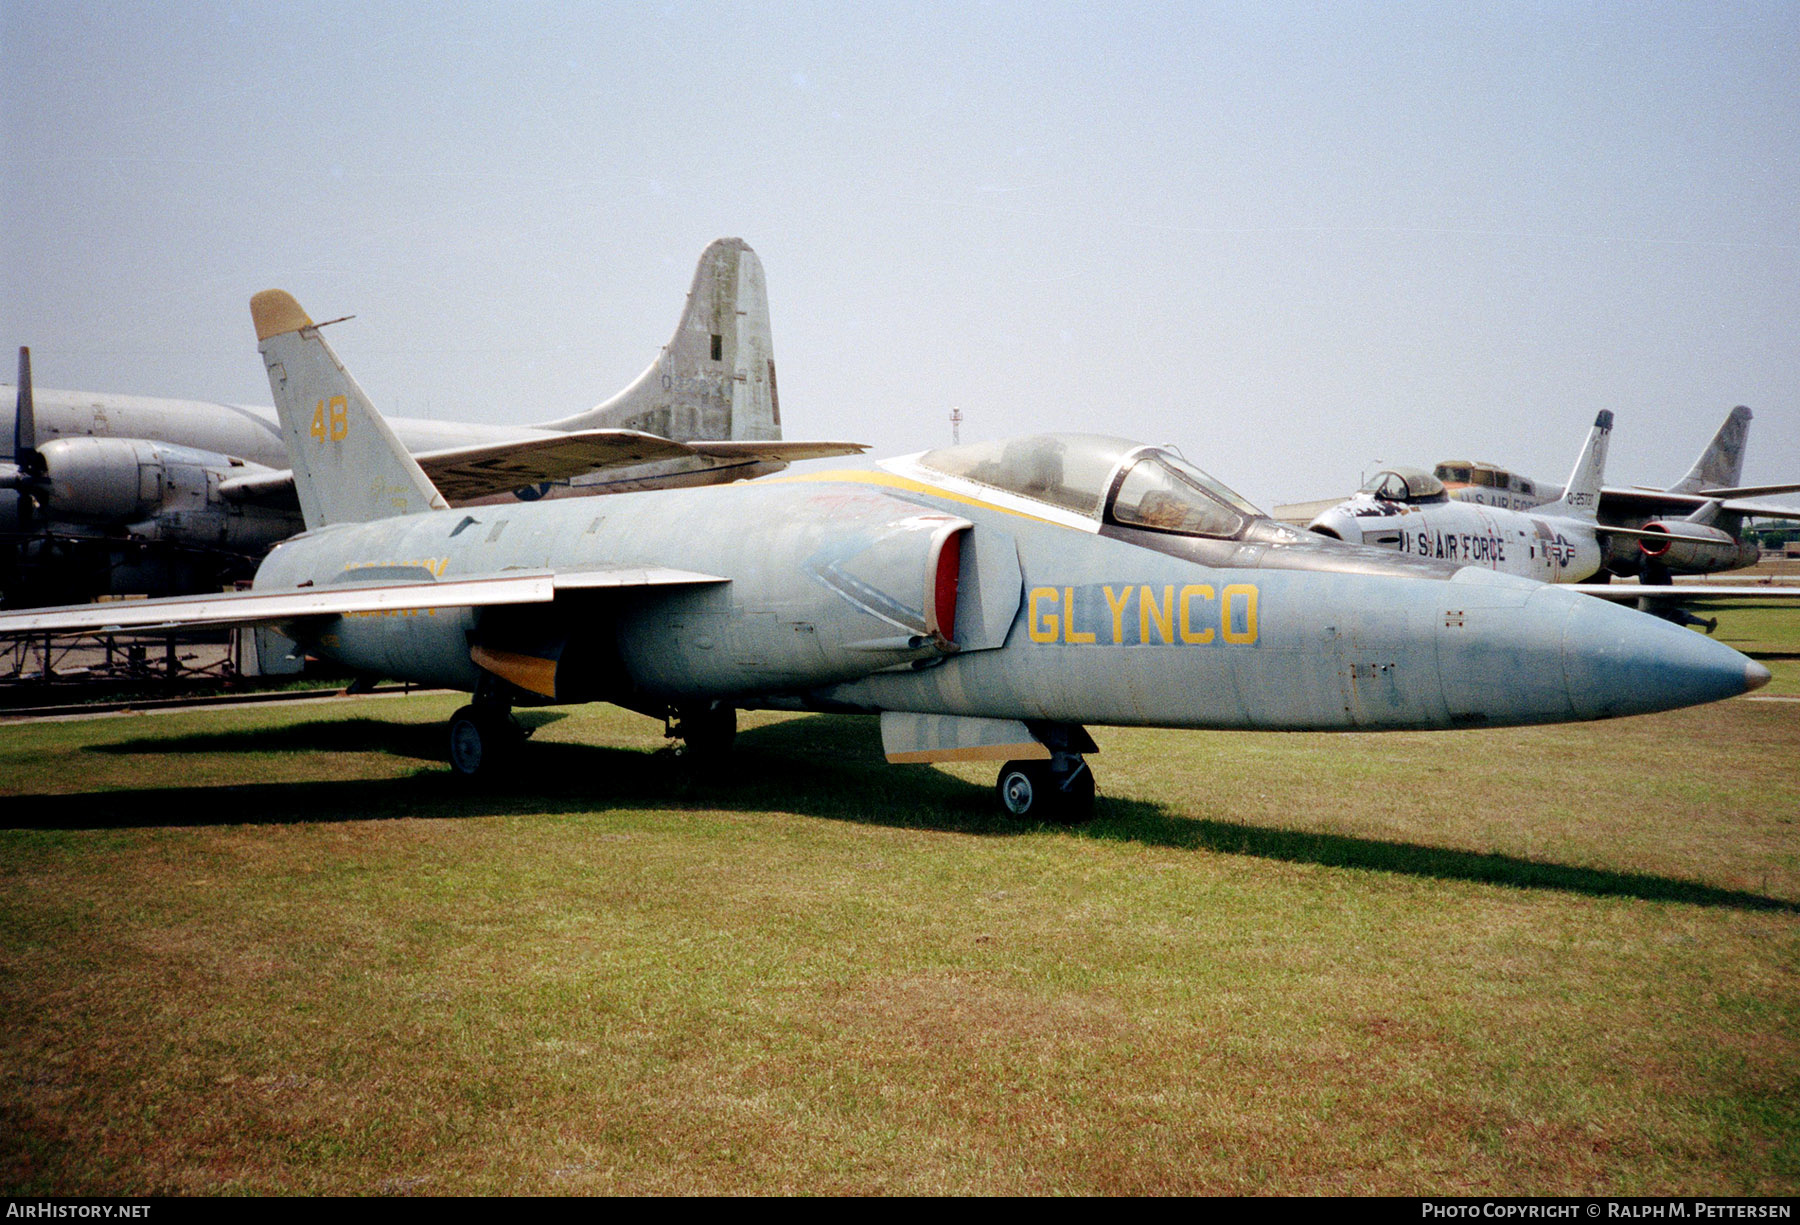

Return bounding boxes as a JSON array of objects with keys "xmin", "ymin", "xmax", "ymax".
[
  {"xmin": 1541, "ymin": 410, "xmax": 1613, "ymax": 522},
  {"xmin": 542, "ymin": 237, "xmax": 781, "ymax": 442},
  {"xmin": 1669, "ymin": 405, "xmax": 1751, "ymax": 494},
  {"xmin": 251, "ymin": 290, "xmax": 449, "ymax": 531}
]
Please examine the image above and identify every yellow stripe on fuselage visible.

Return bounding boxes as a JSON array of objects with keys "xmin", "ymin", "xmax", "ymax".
[{"xmin": 762, "ymin": 468, "xmax": 1063, "ymax": 525}]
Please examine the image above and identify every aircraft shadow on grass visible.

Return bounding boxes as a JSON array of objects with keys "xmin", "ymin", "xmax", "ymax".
[{"xmin": 8, "ymin": 711, "xmax": 1790, "ymax": 913}]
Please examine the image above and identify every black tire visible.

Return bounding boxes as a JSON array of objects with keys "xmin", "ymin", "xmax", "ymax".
[
  {"xmin": 996, "ymin": 759, "xmax": 1097, "ymax": 825},
  {"xmin": 448, "ymin": 705, "xmax": 520, "ymax": 778},
  {"xmin": 677, "ymin": 703, "xmax": 736, "ymax": 761},
  {"xmin": 996, "ymin": 760, "xmax": 1048, "ymax": 818}
]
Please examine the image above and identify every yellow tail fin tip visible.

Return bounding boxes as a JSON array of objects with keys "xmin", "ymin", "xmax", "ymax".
[{"xmin": 250, "ymin": 289, "xmax": 314, "ymax": 341}]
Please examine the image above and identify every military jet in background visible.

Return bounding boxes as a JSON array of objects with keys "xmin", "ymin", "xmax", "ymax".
[
  {"xmin": 1306, "ymin": 411, "xmax": 1800, "ymax": 626},
  {"xmin": 1308, "ymin": 410, "xmax": 1624, "ymax": 584},
  {"xmin": 0, "ymin": 290, "xmax": 1771, "ymax": 821},
  {"xmin": 1275, "ymin": 405, "xmax": 1800, "ymax": 582},
  {"xmin": 0, "ymin": 239, "xmax": 861, "ymax": 606},
  {"xmin": 1433, "ymin": 405, "xmax": 1755, "ymax": 511}
]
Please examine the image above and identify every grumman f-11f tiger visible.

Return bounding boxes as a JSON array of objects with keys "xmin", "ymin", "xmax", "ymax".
[{"xmin": 0, "ymin": 293, "xmax": 1773, "ymax": 821}]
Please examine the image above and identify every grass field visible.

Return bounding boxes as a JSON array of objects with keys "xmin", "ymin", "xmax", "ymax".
[{"xmin": 1, "ymin": 634, "xmax": 1795, "ymax": 1193}]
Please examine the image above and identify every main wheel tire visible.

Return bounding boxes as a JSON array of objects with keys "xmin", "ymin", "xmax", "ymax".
[
  {"xmin": 448, "ymin": 705, "xmax": 520, "ymax": 778},
  {"xmin": 677, "ymin": 703, "xmax": 736, "ymax": 761},
  {"xmin": 996, "ymin": 759, "xmax": 1096, "ymax": 824},
  {"xmin": 996, "ymin": 760, "xmax": 1049, "ymax": 818}
]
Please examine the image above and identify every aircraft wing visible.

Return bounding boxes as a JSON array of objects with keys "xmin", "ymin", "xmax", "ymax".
[
  {"xmin": 217, "ymin": 433, "xmax": 870, "ymax": 507},
  {"xmin": 1694, "ymin": 483, "xmax": 1800, "ymax": 500},
  {"xmin": 0, "ymin": 567, "xmax": 727, "ymax": 637},
  {"xmin": 1716, "ymin": 500, "xmax": 1800, "ymax": 521},
  {"xmin": 413, "ymin": 430, "xmax": 697, "ymax": 501},
  {"xmin": 1567, "ymin": 582, "xmax": 1800, "ymax": 604},
  {"xmin": 685, "ymin": 440, "xmax": 869, "ymax": 463},
  {"xmin": 1599, "ymin": 486, "xmax": 1800, "ymax": 521},
  {"xmin": 216, "ymin": 467, "xmax": 301, "ymax": 508},
  {"xmin": 1593, "ymin": 523, "xmax": 1763, "ymax": 546}
]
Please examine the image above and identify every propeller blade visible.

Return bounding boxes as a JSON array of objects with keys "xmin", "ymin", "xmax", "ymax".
[
  {"xmin": 12, "ymin": 346, "xmax": 44, "ymax": 526},
  {"xmin": 15, "ymin": 347, "xmax": 40, "ymax": 469}
]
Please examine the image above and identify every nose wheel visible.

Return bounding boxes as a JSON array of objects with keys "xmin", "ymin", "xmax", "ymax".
[{"xmin": 996, "ymin": 756, "xmax": 1095, "ymax": 824}]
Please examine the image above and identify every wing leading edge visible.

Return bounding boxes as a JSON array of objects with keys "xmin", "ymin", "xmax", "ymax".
[{"xmin": 0, "ymin": 567, "xmax": 728, "ymax": 637}]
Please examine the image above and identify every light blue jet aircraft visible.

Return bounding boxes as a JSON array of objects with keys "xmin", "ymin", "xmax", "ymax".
[{"xmin": 0, "ymin": 292, "xmax": 1773, "ymax": 821}]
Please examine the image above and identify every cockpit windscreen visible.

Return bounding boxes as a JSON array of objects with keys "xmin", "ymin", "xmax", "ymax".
[
  {"xmin": 916, "ymin": 433, "xmax": 1266, "ymax": 540},
  {"xmin": 917, "ymin": 434, "xmax": 1142, "ymax": 519},
  {"xmin": 1107, "ymin": 451, "xmax": 1261, "ymax": 538},
  {"xmin": 1361, "ymin": 468, "xmax": 1448, "ymax": 504}
]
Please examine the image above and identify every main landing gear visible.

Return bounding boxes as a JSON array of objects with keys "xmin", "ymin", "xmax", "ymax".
[
  {"xmin": 995, "ymin": 753, "xmax": 1096, "ymax": 824},
  {"xmin": 447, "ymin": 702, "xmax": 526, "ymax": 779},
  {"xmin": 668, "ymin": 702, "xmax": 736, "ymax": 761}
]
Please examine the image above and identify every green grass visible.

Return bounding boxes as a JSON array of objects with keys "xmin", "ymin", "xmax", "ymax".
[{"xmin": 1, "ymin": 676, "xmax": 1796, "ymax": 1195}]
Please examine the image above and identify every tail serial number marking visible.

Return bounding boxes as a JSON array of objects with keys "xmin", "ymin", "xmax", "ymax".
[
  {"xmin": 1028, "ymin": 583, "xmax": 1259, "ymax": 646},
  {"xmin": 309, "ymin": 395, "xmax": 349, "ymax": 442}
]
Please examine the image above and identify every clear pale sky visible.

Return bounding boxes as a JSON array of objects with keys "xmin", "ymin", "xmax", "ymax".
[{"xmin": 4, "ymin": 1, "xmax": 1797, "ymax": 508}]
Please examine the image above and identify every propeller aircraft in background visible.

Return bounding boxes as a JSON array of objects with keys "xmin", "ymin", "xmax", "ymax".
[{"xmin": 0, "ymin": 240, "xmax": 861, "ymax": 606}]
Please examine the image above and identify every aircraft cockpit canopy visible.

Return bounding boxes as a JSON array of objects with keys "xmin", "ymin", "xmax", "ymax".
[
  {"xmin": 1361, "ymin": 467, "xmax": 1449, "ymax": 505},
  {"xmin": 916, "ymin": 433, "xmax": 1264, "ymax": 539}
]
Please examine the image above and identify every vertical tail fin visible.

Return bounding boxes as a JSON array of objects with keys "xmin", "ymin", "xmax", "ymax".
[
  {"xmin": 542, "ymin": 237, "xmax": 780, "ymax": 442},
  {"xmin": 1668, "ymin": 405, "xmax": 1751, "ymax": 494},
  {"xmin": 1542, "ymin": 410, "xmax": 1613, "ymax": 522},
  {"xmin": 250, "ymin": 290, "xmax": 448, "ymax": 531}
]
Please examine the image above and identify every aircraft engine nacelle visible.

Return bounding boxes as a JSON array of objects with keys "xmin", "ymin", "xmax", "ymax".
[
  {"xmin": 612, "ymin": 495, "xmax": 1022, "ymax": 701},
  {"xmin": 1636, "ymin": 521, "xmax": 1757, "ymax": 573},
  {"xmin": 34, "ymin": 437, "xmax": 169, "ymax": 523},
  {"xmin": 33, "ymin": 436, "xmax": 292, "ymax": 552}
]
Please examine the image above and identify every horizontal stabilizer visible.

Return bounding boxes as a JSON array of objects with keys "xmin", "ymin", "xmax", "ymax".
[{"xmin": 0, "ymin": 566, "xmax": 728, "ymax": 638}]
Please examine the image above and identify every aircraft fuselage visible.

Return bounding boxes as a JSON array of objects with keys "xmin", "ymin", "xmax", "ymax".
[
  {"xmin": 256, "ymin": 468, "xmax": 1756, "ymax": 736},
  {"xmin": 1308, "ymin": 495, "xmax": 1604, "ymax": 585}
]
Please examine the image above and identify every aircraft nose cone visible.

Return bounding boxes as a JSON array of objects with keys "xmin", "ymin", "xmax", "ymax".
[{"xmin": 1556, "ymin": 591, "xmax": 1770, "ymax": 718}]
